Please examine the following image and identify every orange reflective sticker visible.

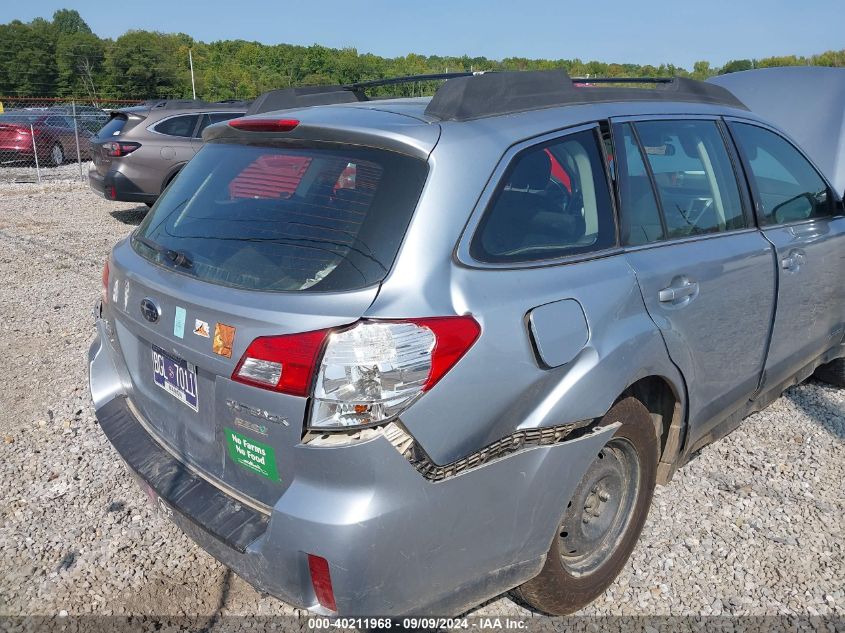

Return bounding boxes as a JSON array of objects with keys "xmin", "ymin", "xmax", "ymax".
[{"xmin": 213, "ymin": 323, "xmax": 236, "ymax": 358}]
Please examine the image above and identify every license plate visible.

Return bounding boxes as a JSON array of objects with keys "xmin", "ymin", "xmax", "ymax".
[{"xmin": 151, "ymin": 344, "xmax": 198, "ymax": 411}]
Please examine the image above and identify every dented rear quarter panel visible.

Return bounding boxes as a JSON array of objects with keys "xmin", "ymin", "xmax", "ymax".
[{"xmin": 369, "ymin": 116, "xmax": 687, "ymax": 465}]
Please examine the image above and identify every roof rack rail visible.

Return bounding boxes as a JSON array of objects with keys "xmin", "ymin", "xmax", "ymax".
[
  {"xmin": 141, "ymin": 98, "xmax": 252, "ymax": 111},
  {"xmin": 247, "ymin": 70, "xmax": 746, "ymax": 119},
  {"xmin": 247, "ymin": 72, "xmax": 482, "ymax": 115},
  {"xmin": 350, "ymin": 72, "xmax": 479, "ymax": 89},
  {"xmin": 424, "ymin": 70, "xmax": 748, "ymax": 121},
  {"xmin": 571, "ymin": 77, "xmax": 674, "ymax": 84}
]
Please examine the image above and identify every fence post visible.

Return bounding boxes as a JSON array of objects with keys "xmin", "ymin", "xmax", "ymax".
[
  {"xmin": 30, "ymin": 124, "xmax": 41, "ymax": 184},
  {"xmin": 72, "ymin": 100, "xmax": 83, "ymax": 181}
]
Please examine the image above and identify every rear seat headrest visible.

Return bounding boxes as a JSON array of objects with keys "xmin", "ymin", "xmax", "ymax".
[{"xmin": 508, "ymin": 150, "xmax": 551, "ymax": 191}]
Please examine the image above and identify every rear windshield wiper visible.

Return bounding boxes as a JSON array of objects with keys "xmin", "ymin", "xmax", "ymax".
[{"xmin": 133, "ymin": 234, "xmax": 193, "ymax": 269}]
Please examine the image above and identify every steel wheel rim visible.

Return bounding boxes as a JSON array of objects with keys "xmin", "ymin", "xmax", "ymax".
[
  {"xmin": 52, "ymin": 145, "xmax": 63, "ymax": 165},
  {"xmin": 558, "ymin": 437, "xmax": 640, "ymax": 576}
]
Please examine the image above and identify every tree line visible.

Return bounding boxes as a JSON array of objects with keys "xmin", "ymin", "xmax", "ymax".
[{"xmin": 2, "ymin": 9, "xmax": 844, "ymax": 103}]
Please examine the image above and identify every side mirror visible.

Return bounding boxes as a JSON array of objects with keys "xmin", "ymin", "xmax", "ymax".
[{"xmin": 773, "ymin": 192, "xmax": 815, "ymax": 224}]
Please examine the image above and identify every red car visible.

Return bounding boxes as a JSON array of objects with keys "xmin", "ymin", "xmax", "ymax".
[{"xmin": 0, "ymin": 109, "xmax": 94, "ymax": 166}]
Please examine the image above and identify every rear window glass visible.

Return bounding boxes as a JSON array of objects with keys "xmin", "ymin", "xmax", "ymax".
[
  {"xmin": 133, "ymin": 142, "xmax": 428, "ymax": 292},
  {"xmin": 45, "ymin": 116, "xmax": 70, "ymax": 127},
  {"xmin": 471, "ymin": 128, "xmax": 616, "ymax": 263},
  {"xmin": 98, "ymin": 115, "xmax": 127, "ymax": 137},
  {"xmin": 0, "ymin": 112, "xmax": 41, "ymax": 124}
]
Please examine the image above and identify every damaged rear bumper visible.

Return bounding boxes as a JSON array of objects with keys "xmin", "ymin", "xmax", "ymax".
[{"xmin": 89, "ymin": 324, "xmax": 617, "ymax": 616}]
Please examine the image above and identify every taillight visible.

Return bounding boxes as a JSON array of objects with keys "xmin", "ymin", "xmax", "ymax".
[
  {"xmin": 310, "ymin": 317, "xmax": 480, "ymax": 429},
  {"xmin": 102, "ymin": 141, "xmax": 140, "ymax": 157},
  {"xmin": 307, "ymin": 554, "xmax": 337, "ymax": 612},
  {"xmin": 232, "ymin": 316, "xmax": 480, "ymax": 430},
  {"xmin": 101, "ymin": 260, "xmax": 110, "ymax": 305},
  {"xmin": 232, "ymin": 328, "xmax": 330, "ymax": 397},
  {"xmin": 228, "ymin": 118, "xmax": 299, "ymax": 132}
]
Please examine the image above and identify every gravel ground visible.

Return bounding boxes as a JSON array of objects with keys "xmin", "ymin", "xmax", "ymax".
[
  {"xmin": 0, "ymin": 162, "xmax": 89, "ymax": 186},
  {"xmin": 0, "ymin": 181, "xmax": 842, "ymax": 624}
]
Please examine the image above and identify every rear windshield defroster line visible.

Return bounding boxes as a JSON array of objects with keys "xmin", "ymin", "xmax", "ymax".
[{"xmin": 133, "ymin": 142, "xmax": 429, "ymax": 292}]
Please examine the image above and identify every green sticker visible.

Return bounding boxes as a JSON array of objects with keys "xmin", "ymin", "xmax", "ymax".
[{"xmin": 224, "ymin": 428, "xmax": 279, "ymax": 481}]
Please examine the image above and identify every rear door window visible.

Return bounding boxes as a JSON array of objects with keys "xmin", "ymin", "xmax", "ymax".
[
  {"xmin": 617, "ymin": 123, "xmax": 665, "ymax": 245},
  {"xmin": 729, "ymin": 123, "xmax": 832, "ymax": 224},
  {"xmin": 471, "ymin": 128, "xmax": 616, "ymax": 263},
  {"xmin": 133, "ymin": 142, "xmax": 428, "ymax": 292},
  {"xmin": 635, "ymin": 120, "xmax": 746, "ymax": 238},
  {"xmin": 195, "ymin": 112, "xmax": 244, "ymax": 137},
  {"xmin": 153, "ymin": 115, "xmax": 199, "ymax": 138}
]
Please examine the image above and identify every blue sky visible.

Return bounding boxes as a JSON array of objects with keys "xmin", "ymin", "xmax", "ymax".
[{"xmin": 2, "ymin": 0, "xmax": 841, "ymax": 69}]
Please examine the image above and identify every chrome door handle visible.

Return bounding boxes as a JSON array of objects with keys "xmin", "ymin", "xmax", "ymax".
[{"xmin": 659, "ymin": 282, "xmax": 699, "ymax": 303}]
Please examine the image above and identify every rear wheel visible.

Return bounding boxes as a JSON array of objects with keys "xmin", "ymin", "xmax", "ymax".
[
  {"xmin": 814, "ymin": 358, "xmax": 845, "ymax": 387},
  {"xmin": 513, "ymin": 397, "xmax": 658, "ymax": 615},
  {"xmin": 49, "ymin": 143, "xmax": 64, "ymax": 167},
  {"xmin": 163, "ymin": 169, "xmax": 181, "ymax": 191}
]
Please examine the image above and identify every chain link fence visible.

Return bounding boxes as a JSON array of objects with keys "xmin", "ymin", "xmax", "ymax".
[{"xmin": 0, "ymin": 97, "xmax": 142, "ymax": 184}]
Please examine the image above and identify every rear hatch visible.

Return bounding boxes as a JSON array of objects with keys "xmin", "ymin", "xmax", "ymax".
[
  {"xmin": 0, "ymin": 112, "xmax": 40, "ymax": 152},
  {"xmin": 92, "ymin": 109, "xmax": 147, "ymax": 174},
  {"xmin": 105, "ymin": 137, "xmax": 429, "ymax": 507}
]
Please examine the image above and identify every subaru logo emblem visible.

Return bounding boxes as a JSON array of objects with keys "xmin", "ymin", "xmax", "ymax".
[{"xmin": 140, "ymin": 298, "xmax": 161, "ymax": 323}]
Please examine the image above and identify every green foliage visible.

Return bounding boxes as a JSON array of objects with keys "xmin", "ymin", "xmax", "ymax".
[
  {"xmin": 104, "ymin": 31, "xmax": 192, "ymax": 99},
  {"xmin": 720, "ymin": 59, "xmax": 756, "ymax": 74},
  {"xmin": 1, "ymin": 9, "xmax": 844, "ymax": 101},
  {"xmin": 52, "ymin": 9, "xmax": 92, "ymax": 35},
  {"xmin": 0, "ymin": 20, "xmax": 58, "ymax": 96},
  {"xmin": 56, "ymin": 31, "xmax": 105, "ymax": 97},
  {"xmin": 692, "ymin": 61, "xmax": 714, "ymax": 80}
]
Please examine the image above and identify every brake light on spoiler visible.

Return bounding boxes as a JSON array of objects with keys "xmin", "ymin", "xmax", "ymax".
[
  {"xmin": 228, "ymin": 118, "xmax": 299, "ymax": 132},
  {"xmin": 232, "ymin": 317, "xmax": 481, "ymax": 430}
]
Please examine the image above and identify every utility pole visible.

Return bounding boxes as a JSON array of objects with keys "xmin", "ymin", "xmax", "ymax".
[{"xmin": 189, "ymin": 49, "xmax": 197, "ymax": 99}]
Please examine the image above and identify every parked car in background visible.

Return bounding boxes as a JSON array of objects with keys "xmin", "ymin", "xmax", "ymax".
[
  {"xmin": 48, "ymin": 104, "xmax": 110, "ymax": 134},
  {"xmin": 88, "ymin": 99, "xmax": 249, "ymax": 206},
  {"xmin": 89, "ymin": 70, "xmax": 845, "ymax": 617},
  {"xmin": 0, "ymin": 109, "xmax": 95, "ymax": 166}
]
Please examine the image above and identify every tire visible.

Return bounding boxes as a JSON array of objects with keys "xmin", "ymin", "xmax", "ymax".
[
  {"xmin": 814, "ymin": 358, "xmax": 845, "ymax": 387},
  {"xmin": 513, "ymin": 397, "xmax": 659, "ymax": 615},
  {"xmin": 49, "ymin": 144, "xmax": 64, "ymax": 167},
  {"xmin": 163, "ymin": 169, "xmax": 181, "ymax": 191}
]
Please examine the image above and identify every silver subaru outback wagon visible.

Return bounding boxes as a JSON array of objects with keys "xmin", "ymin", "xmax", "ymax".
[{"xmin": 88, "ymin": 70, "xmax": 845, "ymax": 616}]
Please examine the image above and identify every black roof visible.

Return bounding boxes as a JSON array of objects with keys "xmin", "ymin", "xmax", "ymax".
[{"xmin": 248, "ymin": 70, "xmax": 747, "ymax": 120}]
